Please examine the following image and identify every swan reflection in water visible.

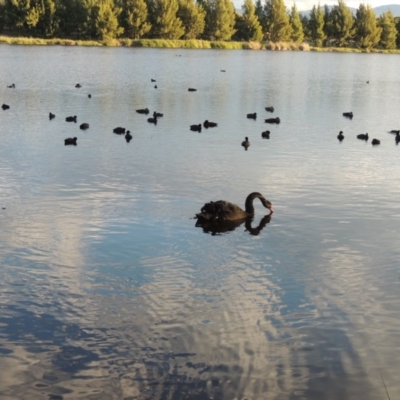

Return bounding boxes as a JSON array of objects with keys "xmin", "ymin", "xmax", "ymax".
[{"xmin": 195, "ymin": 214, "xmax": 272, "ymax": 236}]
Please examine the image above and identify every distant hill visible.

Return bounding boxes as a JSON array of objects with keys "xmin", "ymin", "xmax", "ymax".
[{"xmin": 300, "ymin": 4, "xmax": 400, "ymax": 18}]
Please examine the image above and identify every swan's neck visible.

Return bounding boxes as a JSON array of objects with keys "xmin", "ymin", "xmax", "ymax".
[{"xmin": 245, "ymin": 192, "xmax": 268, "ymax": 214}]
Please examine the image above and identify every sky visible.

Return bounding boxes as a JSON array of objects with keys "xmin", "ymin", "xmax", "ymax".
[{"xmin": 232, "ymin": 0, "xmax": 400, "ymax": 11}]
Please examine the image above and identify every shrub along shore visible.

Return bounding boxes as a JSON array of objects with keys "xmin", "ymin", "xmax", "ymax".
[{"xmin": 2, "ymin": 36, "xmax": 400, "ymax": 54}]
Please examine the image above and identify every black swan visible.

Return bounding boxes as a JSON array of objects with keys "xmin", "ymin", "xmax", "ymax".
[
  {"xmin": 204, "ymin": 120, "xmax": 217, "ymax": 128},
  {"xmin": 153, "ymin": 111, "xmax": 163, "ymax": 118},
  {"xmin": 357, "ymin": 133, "xmax": 368, "ymax": 141},
  {"xmin": 7, "ymin": 84, "xmax": 15, "ymax": 88},
  {"xmin": 371, "ymin": 138, "xmax": 380, "ymax": 145},
  {"xmin": 66, "ymin": 116, "xmax": 77, "ymax": 122},
  {"xmin": 65, "ymin": 137, "xmax": 77, "ymax": 145},
  {"xmin": 2, "ymin": 104, "xmax": 10, "ymax": 110},
  {"xmin": 196, "ymin": 192, "xmax": 273, "ymax": 222},
  {"xmin": 75, "ymin": 84, "xmax": 81, "ymax": 88},
  {"xmin": 242, "ymin": 137, "xmax": 250, "ymax": 148},
  {"xmin": 88, "ymin": 94, "xmax": 92, "ymax": 98},
  {"xmin": 136, "ymin": 108, "xmax": 149, "ymax": 115},
  {"xmin": 265, "ymin": 106, "xmax": 274, "ymax": 112},
  {"xmin": 337, "ymin": 131, "xmax": 344, "ymax": 141},
  {"xmin": 49, "ymin": 112, "xmax": 55, "ymax": 120},
  {"xmin": 188, "ymin": 88, "xmax": 197, "ymax": 92},
  {"xmin": 395, "ymin": 132, "xmax": 400, "ymax": 144},
  {"xmin": 265, "ymin": 117, "xmax": 280, "ymax": 124},
  {"xmin": 80, "ymin": 123, "xmax": 89, "ymax": 130},
  {"xmin": 343, "ymin": 112, "xmax": 353, "ymax": 119},
  {"xmin": 247, "ymin": 113, "xmax": 257, "ymax": 119},
  {"xmin": 262, "ymin": 130, "xmax": 270, "ymax": 139}
]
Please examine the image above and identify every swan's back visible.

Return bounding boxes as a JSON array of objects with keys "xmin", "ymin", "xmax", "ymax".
[{"xmin": 196, "ymin": 200, "xmax": 246, "ymax": 221}]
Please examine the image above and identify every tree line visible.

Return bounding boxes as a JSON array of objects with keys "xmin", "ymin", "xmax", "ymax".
[{"xmin": 0, "ymin": 0, "xmax": 399, "ymax": 49}]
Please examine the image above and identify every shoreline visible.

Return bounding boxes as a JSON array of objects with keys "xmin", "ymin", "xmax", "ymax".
[{"xmin": 1, "ymin": 36, "xmax": 400, "ymax": 54}]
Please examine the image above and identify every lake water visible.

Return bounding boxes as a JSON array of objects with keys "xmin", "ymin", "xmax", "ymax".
[{"xmin": 1, "ymin": 46, "xmax": 400, "ymax": 400}]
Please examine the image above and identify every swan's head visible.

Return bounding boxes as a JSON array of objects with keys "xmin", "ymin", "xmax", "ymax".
[{"xmin": 261, "ymin": 198, "xmax": 273, "ymax": 212}]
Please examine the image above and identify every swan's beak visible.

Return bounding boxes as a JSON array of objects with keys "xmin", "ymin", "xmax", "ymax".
[{"xmin": 269, "ymin": 205, "xmax": 273, "ymax": 213}]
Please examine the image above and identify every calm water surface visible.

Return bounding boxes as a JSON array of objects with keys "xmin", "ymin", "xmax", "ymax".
[{"xmin": 1, "ymin": 46, "xmax": 400, "ymax": 399}]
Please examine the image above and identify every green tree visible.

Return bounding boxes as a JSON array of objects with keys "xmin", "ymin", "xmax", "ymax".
[
  {"xmin": 35, "ymin": 0, "xmax": 57, "ymax": 36},
  {"xmin": 329, "ymin": 0, "xmax": 354, "ymax": 46},
  {"xmin": 396, "ymin": 17, "xmax": 400, "ymax": 48},
  {"xmin": 55, "ymin": 0, "xmax": 89, "ymax": 37},
  {"xmin": 212, "ymin": 0, "xmax": 236, "ymax": 40},
  {"xmin": 378, "ymin": 10, "xmax": 397, "ymax": 49},
  {"xmin": 323, "ymin": 4, "xmax": 332, "ymax": 40},
  {"xmin": 289, "ymin": 3, "xmax": 304, "ymax": 42},
  {"xmin": 3, "ymin": 0, "xmax": 32, "ymax": 32},
  {"xmin": 150, "ymin": 0, "xmax": 184, "ymax": 39},
  {"xmin": 354, "ymin": 3, "xmax": 381, "ymax": 49},
  {"xmin": 120, "ymin": 0, "xmax": 151, "ymax": 38},
  {"xmin": 265, "ymin": 0, "xmax": 291, "ymax": 42},
  {"xmin": 254, "ymin": 0, "xmax": 266, "ymax": 36},
  {"xmin": 177, "ymin": 0, "xmax": 205, "ymax": 39},
  {"xmin": 308, "ymin": 4, "xmax": 326, "ymax": 46},
  {"xmin": 235, "ymin": 0, "xmax": 262, "ymax": 41},
  {"xmin": 94, "ymin": 0, "xmax": 123, "ymax": 40},
  {"xmin": 0, "ymin": 1, "xmax": 4, "ymax": 32}
]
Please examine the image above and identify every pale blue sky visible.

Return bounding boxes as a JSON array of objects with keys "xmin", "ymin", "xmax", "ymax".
[{"xmin": 233, "ymin": 0, "xmax": 400, "ymax": 11}]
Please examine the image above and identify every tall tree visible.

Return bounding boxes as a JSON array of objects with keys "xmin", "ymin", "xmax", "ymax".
[
  {"xmin": 120, "ymin": 0, "xmax": 151, "ymax": 39},
  {"xmin": 177, "ymin": 0, "xmax": 205, "ymax": 39},
  {"xmin": 323, "ymin": 4, "xmax": 332, "ymax": 40},
  {"xmin": 329, "ymin": 0, "xmax": 354, "ymax": 46},
  {"xmin": 308, "ymin": 3, "xmax": 325, "ymax": 46},
  {"xmin": 378, "ymin": 11, "xmax": 397, "ymax": 49},
  {"xmin": 254, "ymin": 0, "xmax": 266, "ymax": 36},
  {"xmin": 36, "ymin": 0, "xmax": 57, "ymax": 36},
  {"xmin": 265, "ymin": 0, "xmax": 291, "ymax": 42},
  {"xmin": 3, "ymin": 0, "xmax": 32, "ymax": 32},
  {"xmin": 55, "ymin": 0, "xmax": 89, "ymax": 38},
  {"xmin": 396, "ymin": 17, "xmax": 400, "ymax": 48},
  {"xmin": 289, "ymin": 3, "xmax": 304, "ymax": 42},
  {"xmin": 150, "ymin": 0, "xmax": 184, "ymax": 39},
  {"xmin": 354, "ymin": 3, "xmax": 381, "ymax": 49},
  {"xmin": 94, "ymin": 0, "xmax": 123, "ymax": 40},
  {"xmin": 212, "ymin": 0, "xmax": 236, "ymax": 40},
  {"xmin": 235, "ymin": 0, "xmax": 262, "ymax": 41}
]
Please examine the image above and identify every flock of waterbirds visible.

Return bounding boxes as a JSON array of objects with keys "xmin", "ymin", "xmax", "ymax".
[{"xmin": 3, "ymin": 78, "xmax": 398, "ymax": 150}]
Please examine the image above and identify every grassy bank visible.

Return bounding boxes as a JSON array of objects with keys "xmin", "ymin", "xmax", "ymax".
[{"xmin": 1, "ymin": 35, "xmax": 400, "ymax": 53}]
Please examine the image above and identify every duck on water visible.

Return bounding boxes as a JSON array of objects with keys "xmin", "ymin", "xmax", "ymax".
[{"xmin": 195, "ymin": 192, "xmax": 273, "ymax": 222}]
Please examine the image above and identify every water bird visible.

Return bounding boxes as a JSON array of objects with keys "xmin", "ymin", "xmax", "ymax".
[
  {"xmin": 88, "ymin": 94, "xmax": 91, "ymax": 98},
  {"xmin": 153, "ymin": 111, "xmax": 163, "ymax": 118},
  {"xmin": 188, "ymin": 88, "xmax": 197, "ymax": 92},
  {"xmin": 75, "ymin": 83, "xmax": 81, "ymax": 88},
  {"xmin": 80, "ymin": 123, "xmax": 89, "ymax": 130},
  {"xmin": 337, "ymin": 131, "xmax": 344, "ymax": 141},
  {"xmin": 395, "ymin": 132, "xmax": 400, "ymax": 144},
  {"xmin": 203, "ymin": 120, "xmax": 217, "ymax": 128},
  {"xmin": 7, "ymin": 83, "xmax": 15, "ymax": 88},
  {"xmin": 49, "ymin": 112, "xmax": 55, "ymax": 120},
  {"xmin": 343, "ymin": 112, "xmax": 353, "ymax": 119},
  {"xmin": 390, "ymin": 130, "xmax": 399, "ymax": 134},
  {"xmin": 242, "ymin": 137, "xmax": 250, "ymax": 149},
  {"xmin": 371, "ymin": 138, "xmax": 380, "ymax": 145},
  {"xmin": 147, "ymin": 116, "xmax": 157, "ymax": 124},
  {"xmin": 265, "ymin": 106, "xmax": 274, "ymax": 112},
  {"xmin": 265, "ymin": 117, "xmax": 280, "ymax": 124},
  {"xmin": 190, "ymin": 124, "xmax": 202, "ymax": 132},
  {"xmin": 357, "ymin": 133, "xmax": 369, "ymax": 141},
  {"xmin": 2, "ymin": 104, "xmax": 10, "ymax": 110},
  {"xmin": 247, "ymin": 113, "xmax": 257, "ymax": 120},
  {"xmin": 261, "ymin": 130, "xmax": 270, "ymax": 139},
  {"xmin": 136, "ymin": 108, "xmax": 149, "ymax": 115},
  {"xmin": 65, "ymin": 137, "xmax": 77, "ymax": 145},
  {"xmin": 366, "ymin": 81, "xmax": 369, "ymax": 84},
  {"xmin": 195, "ymin": 192, "xmax": 273, "ymax": 222},
  {"xmin": 125, "ymin": 131, "xmax": 132, "ymax": 142},
  {"xmin": 154, "ymin": 85, "xmax": 157, "ymax": 89},
  {"xmin": 113, "ymin": 127, "xmax": 125, "ymax": 134},
  {"xmin": 220, "ymin": 70, "xmax": 226, "ymax": 72},
  {"xmin": 65, "ymin": 116, "xmax": 77, "ymax": 122},
  {"xmin": 151, "ymin": 79, "xmax": 156, "ymax": 82}
]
